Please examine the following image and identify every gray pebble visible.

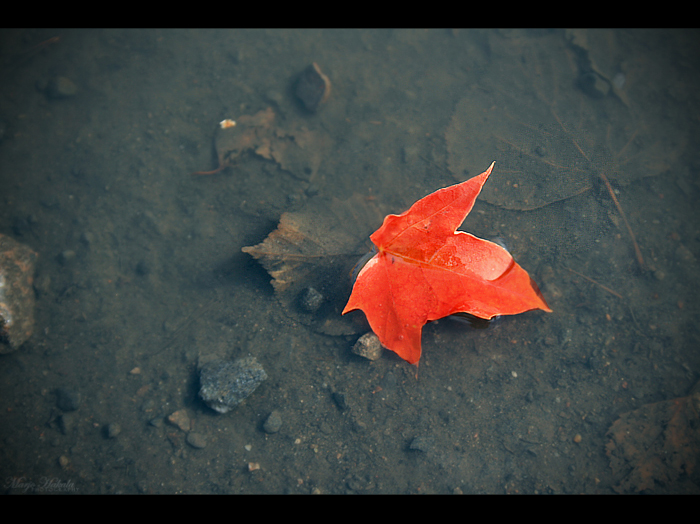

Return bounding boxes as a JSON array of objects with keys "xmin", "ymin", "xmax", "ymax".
[
  {"xmin": 56, "ymin": 250, "xmax": 76, "ymax": 265},
  {"xmin": 80, "ymin": 232, "xmax": 94, "ymax": 246},
  {"xmin": 577, "ymin": 71, "xmax": 610, "ymax": 98},
  {"xmin": 409, "ymin": 436, "xmax": 434, "ymax": 452},
  {"xmin": 295, "ymin": 63, "xmax": 331, "ymax": 112},
  {"xmin": 135, "ymin": 260, "xmax": 150, "ymax": 276},
  {"xmin": 46, "ymin": 76, "xmax": 78, "ymax": 99},
  {"xmin": 263, "ymin": 411, "xmax": 283, "ymax": 434},
  {"xmin": 105, "ymin": 423, "xmax": 121, "ymax": 439},
  {"xmin": 199, "ymin": 357, "xmax": 267, "ymax": 414},
  {"xmin": 186, "ymin": 432, "xmax": 207, "ymax": 449},
  {"xmin": 332, "ymin": 391, "xmax": 348, "ymax": 411},
  {"xmin": 57, "ymin": 413, "xmax": 75, "ymax": 435},
  {"xmin": 299, "ymin": 287, "xmax": 323, "ymax": 313},
  {"xmin": 352, "ymin": 332, "xmax": 382, "ymax": 361}
]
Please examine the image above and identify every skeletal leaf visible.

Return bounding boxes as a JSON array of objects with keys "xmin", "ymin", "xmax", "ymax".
[{"xmin": 242, "ymin": 193, "xmax": 387, "ymax": 336}]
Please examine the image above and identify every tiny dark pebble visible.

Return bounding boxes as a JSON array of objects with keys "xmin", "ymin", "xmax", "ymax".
[
  {"xmin": 299, "ymin": 287, "xmax": 323, "ymax": 313},
  {"xmin": 577, "ymin": 71, "xmax": 610, "ymax": 99},
  {"xmin": 135, "ymin": 260, "xmax": 150, "ymax": 276},
  {"xmin": 332, "ymin": 391, "xmax": 348, "ymax": 411},
  {"xmin": 46, "ymin": 76, "xmax": 78, "ymax": 99},
  {"xmin": 55, "ymin": 388, "xmax": 81, "ymax": 411},
  {"xmin": 263, "ymin": 411, "xmax": 283, "ymax": 434},
  {"xmin": 57, "ymin": 413, "xmax": 75, "ymax": 435},
  {"xmin": 305, "ymin": 184, "xmax": 320, "ymax": 197},
  {"xmin": 56, "ymin": 250, "xmax": 76, "ymax": 265},
  {"xmin": 409, "ymin": 436, "xmax": 434, "ymax": 452},
  {"xmin": 105, "ymin": 423, "xmax": 121, "ymax": 439},
  {"xmin": 295, "ymin": 63, "xmax": 331, "ymax": 112},
  {"xmin": 80, "ymin": 232, "xmax": 94, "ymax": 246}
]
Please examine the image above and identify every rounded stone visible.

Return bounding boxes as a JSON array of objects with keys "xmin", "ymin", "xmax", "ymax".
[
  {"xmin": 105, "ymin": 423, "xmax": 121, "ymax": 439},
  {"xmin": 263, "ymin": 411, "xmax": 282, "ymax": 434}
]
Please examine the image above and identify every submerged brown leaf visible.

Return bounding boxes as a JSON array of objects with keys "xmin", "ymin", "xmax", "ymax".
[
  {"xmin": 242, "ymin": 194, "xmax": 387, "ymax": 336},
  {"xmin": 194, "ymin": 107, "xmax": 331, "ymax": 182},
  {"xmin": 605, "ymin": 383, "xmax": 700, "ymax": 493},
  {"xmin": 446, "ymin": 31, "xmax": 684, "ymax": 211}
]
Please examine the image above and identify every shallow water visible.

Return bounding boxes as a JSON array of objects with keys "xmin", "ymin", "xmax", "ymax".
[{"xmin": 1, "ymin": 29, "xmax": 699, "ymax": 494}]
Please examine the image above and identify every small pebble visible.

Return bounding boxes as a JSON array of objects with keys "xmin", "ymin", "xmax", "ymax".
[
  {"xmin": 135, "ymin": 260, "xmax": 150, "ymax": 276},
  {"xmin": 57, "ymin": 413, "xmax": 75, "ymax": 435},
  {"xmin": 295, "ymin": 63, "xmax": 331, "ymax": 112},
  {"xmin": 409, "ymin": 436, "xmax": 434, "ymax": 452},
  {"xmin": 332, "ymin": 391, "xmax": 348, "ymax": 411},
  {"xmin": 352, "ymin": 332, "xmax": 382, "ymax": 361},
  {"xmin": 55, "ymin": 388, "xmax": 81, "ymax": 411},
  {"xmin": 167, "ymin": 409, "xmax": 191, "ymax": 431},
  {"xmin": 199, "ymin": 357, "xmax": 268, "ymax": 414},
  {"xmin": 105, "ymin": 423, "xmax": 121, "ymax": 439},
  {"xmin": 56, "ymin": 250, "xmax": 76, "ymax": 265},
  {"xmin": 80, "ymin": 231, "xmax": 94, "ymax": 246},
  {"xmin": 299, "ymin": 287, "xmax": 323, "ymax": 313},
  {"xmin": 263, "ymin": 411, "xmax": 283, "ymax": 434},
  {"xmin": 577, "ymin": 71, "xmax": 610, "ymax": 98},
  {"xmin": 46, "ymin": 76, "xmax": 77, "ymax": 99},
  {"xmin": 573, "ymin": 434, "xmax": 582, "ymax": 444},
  {"xmin": 186, "ymin": 432, "xmax": 207, "ymax": 449}
]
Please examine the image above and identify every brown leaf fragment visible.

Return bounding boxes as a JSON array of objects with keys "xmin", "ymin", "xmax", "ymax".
[
  {"xmin": 605, "ymin": 385, "xmax": 700, "ymax": 493},
  {"xmin": 193, "ymin": 107, "xmax": 331, "ymax": 182},
  {"xmin": 242, "ymin": 194, "xmax": 388, "ymax": 336}
]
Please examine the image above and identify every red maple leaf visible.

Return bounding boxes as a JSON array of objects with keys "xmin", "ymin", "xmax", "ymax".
[{"xmin": 342, "ymin": 162, "xmax": 551, "ymax": 365}]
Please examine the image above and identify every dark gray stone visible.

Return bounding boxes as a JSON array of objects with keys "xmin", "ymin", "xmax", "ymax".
[
  {"xmin": 199, "ymin": 357, "xmax": 267, "ymax": 414},
  {"xmin": 263, "ymin": 411, "xmax": 282, "ymax": 434},
  {"xmin": 57, "ymin": 413, "xmax": 75, "ymax": 435},
  {"xmin": 46, "ymin": 76, "xmax": 77, "ymax": 99},
  {"xmin": 56, "ymin": 388, "xmax": 81, "ymax": 411},
  {"xmin": 299, "ymin": 287, "xmax": 323, "ymax": 313},
  {"xmin": 332, "ymin": 391, "xmax": 348, "ymax": 411},
  {"xmin": 105, "ymin": 423, "xmax": 121, "ymax": 439},
  {"xmin": 409, "ymin": 436, "xmax": 434, "ymax": 453}
]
